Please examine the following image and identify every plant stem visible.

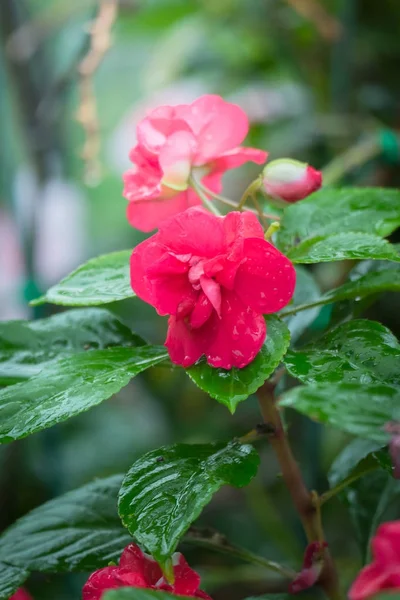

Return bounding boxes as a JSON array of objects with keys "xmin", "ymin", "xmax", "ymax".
[
  {"xmin": 189, "ymin": 176, "xmax": 221, "ymax": 215},
  {"xmin": 320, "ymin": 464, "xmax": 378, "ymax": 506},
  {"xmin": 238, "ymin": 177, "xmax": 262, "ymax": 209},
  {"xmin": 256, "ymin": 381, "xmax": 342, "ymax": 600},
  {"xmin": 322, "ymin": 135, "xmax": 380, "ymax": 185},
  {"xmin": 184, "ymin": 528, "xmax": 296, "ymax": 580},
  {"xmin": 193, "ymin": 178, "xmax": 280, "ymax": 221}
]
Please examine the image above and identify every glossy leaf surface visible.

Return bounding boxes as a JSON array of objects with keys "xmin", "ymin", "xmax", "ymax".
[
  {"xmin": 118, "ymin": 442, "xmax": 259, "ymax": 564},
  {"xmin": 0, "ymin": 308, "xmax": 144, "ymax": 385},
  {"xmin": 0, "ymin": 475, "xmax": 131, "ymax": 572},
  {"xmin": 32, "ymin": 251, "xmax": 133, "ymax": 306},
  {"xmin": 285, "ymin": 232, "xmax": 400, "ymax": 264},
  {"xmin": 277, "ymin": 187, "xmax": 400, "ymax": 253},
  {"xmin": 187, "ymin": 316, "xmax": 290, "ymax": 412},
  {"xmin": 280, "ymin": 382, "xmax": 400, "ymax": 442},
  {"xmin": 284, "ymin": 320, "xmax": 400, "ymax": 385},
  {"xmin": 0, "ymin": 345, "xmax": 168, "ymax": 443}
]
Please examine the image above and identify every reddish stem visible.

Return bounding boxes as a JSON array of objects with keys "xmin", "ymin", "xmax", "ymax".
[{"xmin": 256, "ymin": 381, "xmax": 342, "ymax": 600}]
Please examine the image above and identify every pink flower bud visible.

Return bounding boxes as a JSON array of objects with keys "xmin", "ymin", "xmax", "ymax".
[{"xmin": 262, "ymin": 158, "xmax": 322, "ymax": 203}]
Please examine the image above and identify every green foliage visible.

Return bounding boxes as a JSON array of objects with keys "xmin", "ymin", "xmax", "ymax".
[
  {"xmin": 118, "ymin": 441, "xmax": 259, "ymax": 565},
  {"xmin": 0, "ymin": 308, "xmax": 144, "ymax": 385},
  {"xmin": 282, "ymin": 266, "xmax": 321, "ymax": 344},
  {"xmin": 280, "ymin": 260, "xmax": 400, "ymax": 315},
  {"xmin": 187, "ymin": 316, "xmax": 290, "ymax": 412},
  {"xmin": 338, "ymin": 469, "xmax": 400, "ymax": 561},
  {"xmin": 0, "ymin": 563, "xmax": 28, "ymax": 600},
  {"xmin": 284, "ymin": 232, "xmax": 400, "ymax": 264},
  {"xmin": 0, "ymin": 475, "xmax": 131, "ymax": 572},
  {"xmin": 328, "ymin": 438, "xmax": 392, "ymax": 491},
  {"xmin": 0, "ymin": 344, "xmax": 168, "ymax": 443},
  {"xmin": 277, "ymin": 188, "xmax": 400, "ymax": 253},
  {"xmin": 32, "ymin": 251, "xmax": 133, "ymax": 306},
  {"xmin": 284, "ymin": 320, "xmax": 400, "ymax": 385},
  {"xmin": 280, "ymin": 382, "xmax": 400, "ymax": 442}
]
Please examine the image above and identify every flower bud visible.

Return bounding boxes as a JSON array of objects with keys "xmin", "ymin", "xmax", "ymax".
[{"xmin": 262, "ymin": 158, "xmax": 322, "ymax": 203}]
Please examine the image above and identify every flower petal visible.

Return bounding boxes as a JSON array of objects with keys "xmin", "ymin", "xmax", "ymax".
[
  {"xmin": 123, "ymin": 147, "xmax": 163, "ymax": 204},
  {"xmin": 189, "ymin": 292, "xmax": 213, "ymax": 328},
  {"xmin": 119, "ymin": 544, "xmax": 162, "ymax": 585},
  {"xmin": 235, "ymin": 238, "xmax": 296, "ymax": 313},
  {"xmin": 159, "ymin": 131, "xmax": 198, "ymax": 191},
  {"xmin": 130, "ymin": 238, "xmax": 165, "ymax": 305},
  {"xmin": 157, "ymin": 207, "xmax": 225, "ymax": 257},
  {"xmin": 177, "ymin": 95, "xmax": 250, "ymax": 162},
  {"xmin": 137, "ymin": 105, "xmax": 192, "ymax": 155},
  {"xmin": 127, "ymin": 191, "xmax": 201, "ymax": 233},
  {"xmin": 171, "ymin": 553, "xmax": 202, "ymax": 596},
  {"xmin": 205, "ymin": 290, "xmax": 266, "ymax": 369},
  {"xmin": 82, "ymin": 566, "xmax": 147, "ymax": 600},
  {"xmin": 349, "ymin": 563, "xmax": 391, "ymax": 600},
  {"xmin": 210, "ymin": 146, "xmax": 268, "ymax": 175},
  {"xmin": 165, "ymin": 314, "xmax": 217, "ymax": 367}
]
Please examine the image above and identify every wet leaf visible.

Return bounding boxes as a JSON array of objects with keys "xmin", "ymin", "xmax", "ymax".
[
  {"xmin": 284, "ymin": 320, "xmax": 400, "ymax": 385},
  {"xmin": 0, "ymin": 308, "xmax": 144, "ymax": 385},
  {"xmin": 0, "ymin": 345, "xmax": 168, "ymax": 443},
  {"xmin": 187, "ymin": 316, "xmax": 290, "ymax": 412},
  {"xmin": 0, "ymin": 475, "xmax": 130, "ymax": 572},
  {"xmin": 118, "ymin": 441, "xmax": 259, "ymax": 565},
  {"xmin": 32, "ymin": 251, "xmax": 133, "ymax": 306}
]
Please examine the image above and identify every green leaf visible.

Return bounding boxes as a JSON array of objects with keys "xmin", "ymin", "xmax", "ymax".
[
  {"xmin": 32, "ymin": 251, "xmax": 133, "ymax": 306},
  {"xmin": 118, "ymin": 441, "xmax": 259, "ymax": 564},
  {"xmin": 280, "ymin": 382, "xmax": 400, "ymax": 442},
  {"xmin": 328, "ymin": 439, "xmax": 392, "ymax": 490},
  {"xmin": 0, "ymin": 562, "xmax": 28, "ymax": 600},
  {"xmin": 284, "ymin": 232, "xmax": 400, "ymax": 264},
  {"xmin": 339, "ymin": 469, "xmax": 400, "ymax": 561},
  {"xmin": 280, "ymin": 261, "xmax": 400, "ymax": 316},
  {"xmin": 0, "ymin": 308, "xmax": 144, "ymax": 385},
  {"xmin": 277, "ymin": 187, "xmax": 400, "ymax": 253},
  {"xmin": 186, "ymin": 316, "xmax": 290, "ymax": 413},
  {"xmin": 0, "ymin": 475, "xmax": 131, "ymax": 572},
  {"xmin": 284, "ymin": 320, "xmax": 400, "ymax": 386},
  {"xmin": 282, "ymin": 266, "xmax": 321, "ymax": 344},
  {"xmin": 323, "ymin": 439, "xmax": 393, "ymax": 505},
  {"xmin": 0, "ymin": 345, "xmax": 168, "ymax": 443}
]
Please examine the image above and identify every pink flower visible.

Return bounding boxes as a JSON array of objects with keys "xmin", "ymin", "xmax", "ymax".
[
  {"xmin": 349, "ymin": 521, "xmax": 400, "ymax": 600},
  {"xmin": 10, "ymin": 589, "xmax": 32, "ymax": 600},
  {"xmin": 123, "ymin": 95, "xmax": 267, "ymax": 231},
  {"xmin": 262, "ymin": 158, "xmax": 322, "ymax": 203},
  {"xmin": 130, "ymin": 207, "xmax": 296, "ymax": 369},
  {"xmin": 289, "ymin": 542, "xmax": 327, "ymax": 594},
  {"xmin": 82, "ymin": 543, "xmax": 211, "ymax": 600}
]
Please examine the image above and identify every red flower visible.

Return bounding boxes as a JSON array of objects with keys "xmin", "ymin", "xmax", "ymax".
[
  {"xmin": 349, "ymin": 521, "xmax": 400, "ymax": 600},
  {"xmin": 82, "ymin": 544, "xmax": 211, "ymax": 600},
  {"xmin": 130, "ymin": 207, "xmax": 296, "ymax": 369},
  {"xmin": 289, "ymin": 541, "xmax": 328, "ymax": 594},
  {"xmin": 10, "ymin": 589, "xmax": 32, "ymax": 600},
  {"xmin": 123, "ymin": 95, "xmax": 267, "ymax": 231},
  {"xmin": 262, "ymin": 158, "xmax": 322, "ymax": 203}
]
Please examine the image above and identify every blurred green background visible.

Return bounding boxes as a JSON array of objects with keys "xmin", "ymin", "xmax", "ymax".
[{"xmin": 1, "ymin": 1, "xmax": 400, "ymax": 598}]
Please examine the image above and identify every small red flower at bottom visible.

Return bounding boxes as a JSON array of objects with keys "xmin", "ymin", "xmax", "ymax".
[
  {"xmin": 82, "ymin": 544, "xmax": 211, "ymax": 600},
  {"xmin": 10, "ymin": 589, "xmax": 32, "ymax": 600},
  {"xmin": 289, "ymin": 541, "xmax": 328, "ymax": 594},
  {"xmin": 349, "ymin": 520, "xmax": 400, "ymax": 600},
  {"xmin": 130, "ymin": 207, "xmax": 296, "ymax": 369}
]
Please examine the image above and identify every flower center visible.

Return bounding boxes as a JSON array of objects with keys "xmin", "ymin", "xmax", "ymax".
[{"xmin": 188, "ymin": 257, "xmax": 221, "ymax": 317}]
